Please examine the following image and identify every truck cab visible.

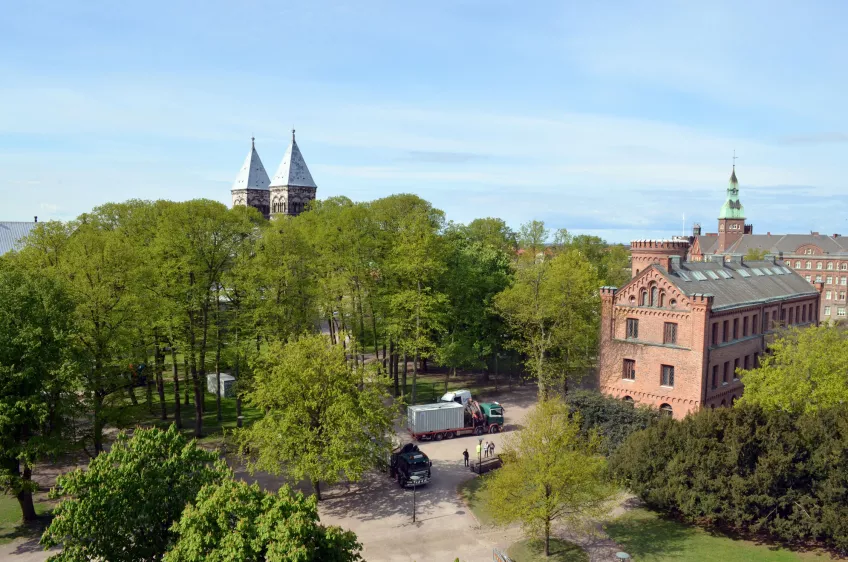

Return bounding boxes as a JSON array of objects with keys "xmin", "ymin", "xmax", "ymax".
[
  {"xmin": 389, "ymin": 443, "xmax": 432, "ymax": 488},
  {"xmin": 479, "ymin": 402, "xmax": 505, "ymax": 431},
  {"xmin": 440, "ymin": 389, "xmax": 472, "ymax": 405}
]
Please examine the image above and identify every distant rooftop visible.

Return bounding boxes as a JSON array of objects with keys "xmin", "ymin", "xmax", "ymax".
[{"xmin": 0, "ymin": 222, "xmax": 37, "ymax": 255}]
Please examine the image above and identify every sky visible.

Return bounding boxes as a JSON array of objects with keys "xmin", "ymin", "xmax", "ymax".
[{"xmin": 1, "ymin": 0, "xmax": 847, "ymax": 243}]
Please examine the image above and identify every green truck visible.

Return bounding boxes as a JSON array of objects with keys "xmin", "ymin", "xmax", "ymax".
[
  {"xmin": 407, "ymin": 399, "xmax": 505, "ymax": 441},
  {"xmin": 388, "ymin": 443, "xmax": 432, "ymax": 488}
]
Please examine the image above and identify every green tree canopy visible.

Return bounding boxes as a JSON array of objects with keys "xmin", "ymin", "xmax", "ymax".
[
  {"xmin": 165, "ymin": 479, "xmax": 362, "ymax": 562},
  {"xmin": 236, "ymin": 333, "xmax": 394, "ymax": 499},
  {"xmin": 744, "ymin": 247, "xmax": 769, "ymax": 261},
  {"xmin": 738, "ymin": 325, "xmax": 848, "ymax": 414},
  {"xmin": 0, "ymin": 264, "xmax": 77, "ymax": 522},
  {"xmin": 41, "ymin": 425, "xmax": 228, "ymax": 561},
  {"xmin": 486, "ymin": 398, "xmax": 616, "ymax": 556}
]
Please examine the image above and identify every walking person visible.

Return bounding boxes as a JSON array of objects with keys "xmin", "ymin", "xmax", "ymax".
[{"xmin": 462, "ymin": 448, "xmax": 469, "ymax": 467}]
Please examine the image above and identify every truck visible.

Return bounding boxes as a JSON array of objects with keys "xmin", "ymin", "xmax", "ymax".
[
  {"xmin": 440, "ymin": 389, "xmax": 472, "ymax": 405},
  {"xmin": 407, "ymin": 399, "xmax": 505, "ymax": 441},
  {"xmin": 389, "ymin": 443, "xmax": 432, "ymax": 488}
]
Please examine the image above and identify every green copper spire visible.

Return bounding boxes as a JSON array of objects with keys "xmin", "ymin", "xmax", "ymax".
[{"xmin": 718, "ymin": 165, "xmax": 745, "ymax": 219}]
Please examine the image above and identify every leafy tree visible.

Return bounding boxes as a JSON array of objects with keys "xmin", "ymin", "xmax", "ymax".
[
  {"xmin": 495, "ymin": 247, "xmax": 600, "ymax": 398},
  {"xmin": 517, "ymin": 220, "xmax": 549, "ymax": 256},
  {"xmin": 236, "ymin": 334, "xmax": 394, "ymax": 499},
  {"xmin": 565, "ymin": 390, "xmax": 661, "ymax": 455},
  {"xmin": 41, "ymin": 425, "xmax": 228, "ymax": 561},
  {"xmin": 744, "ymin": 247, "xmax": 769, "ymax": 261},
  {"xmin": 738, "ymin": 325, "xmax": 848, "ymax": 414},
  {"xmin": 463, "ymin": 217, "xmax": 517, "ymax": 253},
  {"xmin": 165, "ymin": 479, "xmax": 362, "ymax": 562},
  {"xmin": 0, "ymin": 265, "xmax": 77, "ymax": 522},
  {"xmin": 486, "ymin": 398, "xmax": 616, "ymax": 556}
]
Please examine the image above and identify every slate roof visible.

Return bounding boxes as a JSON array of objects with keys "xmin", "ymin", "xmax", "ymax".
[
  {"xmin": 0, "ymin": 222, "xmax": 36, "ymax": 255},
  {"xmin": 231, "ymin": 138, "xmax": 271, "ymax": 191},
  {"xmin": 270, "ymin": 131, "xmax": 317, "ymax": 189},
  {"xmin": 662, "ymin": 258, "xmax": 818, "ymax": 311},
  {"xmin": 696, "ymin": 234, "xmax": 848, "ymax": 256}
]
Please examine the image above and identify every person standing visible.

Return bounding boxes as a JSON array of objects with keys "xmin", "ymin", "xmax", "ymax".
[
  {"xmin": 462, "ymin": 448, "xmax": 469, "ymax": 467},
  {"xmin": 483, "ymin": 441, "xmax": 489, "ymax": 458},
  {"xmin": 475, "ymin": 441, "xmax": 481, "ymax": 463},
  {"xmin": 489, "ymin": 441, "xmax": 495, "ymax": 457}
]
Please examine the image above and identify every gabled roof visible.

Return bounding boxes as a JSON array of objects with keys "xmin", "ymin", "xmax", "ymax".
[
  {"xmin": 270, "ymin": 130, "xmax": 317, "ymax": 189},
  {"xmin": 0, "ymin": 222, "xmax": 36, "ymax": 255},
  {"xmin": 232, "ymin": 138, "xmax": 271, "ymax": 191},
  {"xmin": 663, "ymin": 259, "xmax": 818, "ymax": 311},
  {"xmin": 695, "ymin": 233, "xmax": 848, "ymax": 257}
]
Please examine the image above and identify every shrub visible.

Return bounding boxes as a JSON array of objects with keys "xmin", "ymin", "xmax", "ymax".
[{"xmin": 565, "ymin": 390, "xmax": 661, "ymax": 455}]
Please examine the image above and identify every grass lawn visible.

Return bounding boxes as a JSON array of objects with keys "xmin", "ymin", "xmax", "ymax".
[
  {"xmin": 507, "ymin": 538, "xmax": 588, "ymax": 562},
  {"xmin": 457, "ymin": 475, "xmax": 497, "ymax": 526},
  {"xmin": 105, "ymin": 380, "xmax": 262, "ymax": 444},
  {"xmin": 0, "ymin": 494, "xmax": 51, "ymax": 546},
  {"xmin": 606, "ymin": 508, "xmax": 840, "ymax": 562}
]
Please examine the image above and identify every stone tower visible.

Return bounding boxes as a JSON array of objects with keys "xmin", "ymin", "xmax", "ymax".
[
  {"xmin": 231, "ymin": 138, "xmax": 271, "ymax": 219},
  {"xmin": 716, "ymin": 166, "xmax": 750, "ymax": 252},
  {"xmin": 269, "ymin": 130, "xmax": 317, "ymax": 217}
]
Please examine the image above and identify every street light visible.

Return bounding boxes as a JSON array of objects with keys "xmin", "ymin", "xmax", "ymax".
[
  {"xmin": 478, "ymin": 437, "xmax": 483, "ymax": 474},
  {"xmin": 410, "ymin": 475, "xmax": 422, "ymax": 523}
]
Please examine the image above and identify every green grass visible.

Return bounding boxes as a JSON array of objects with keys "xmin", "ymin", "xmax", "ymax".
[
  {"xmin": 506, "ymin": 538, "xmax": 588, "ymax": 562},
  {"xmin": 457, "ymin": 475, "xmax": 497, "ymax": 526},
  {"xmin": 104, "ymin": 380, "xmax": 262, "ymax": 444},
  {"xmin": 605, "ymin": 508, "xmax": 840, "ymax": 561},
  {"xmin": 0, "ymin": 494, "xmax": 51, "ymax": 546}
]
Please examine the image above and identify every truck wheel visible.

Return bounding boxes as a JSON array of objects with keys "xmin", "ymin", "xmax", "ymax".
[
  {"xmin": 489, "ymin": 425, "xmax": 500, "ymax": 434},
  {"xmin": 474, "ymin": 426, "xmax": 484, "ymax": 436},
  {"xmin": 434, "ymin": 433, "xmax": 443, "ymax": 441},
  {"xmin": 444, "ymin": 431, "xmax": 454, "ymax": 439}
]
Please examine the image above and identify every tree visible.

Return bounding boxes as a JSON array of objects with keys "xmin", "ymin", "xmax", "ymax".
[
  {"xmin": 0, "ymin": 265, "xmax": 77, "ymax": 522},
  {"xmin": 565, "ymin": 390, "xmax": 661, "ymax": 455},
  {"xmin": 41, "ymin": 425, "xmax": 228, "ymax": 561},
  {"xmin": 494, "ymin": 246, "xmax": 601, "ymax": 398},
  {"xmin": 738, "ymin": 325, "xmax": 848, "ymax": 414},
  {"xmin": 744, "ymin": 247, "xmax": 769, "ymax": 261},
  {"xmin": 236, "ymin": 334, "xmax": 394, "ymax": 500},
  {"xmin": 165, "ymin": 479, "xmax": 362, "ymax": 562},
  {"xmin": 486, "ymin": 398, "xmax": 616, "ymax": 556}
]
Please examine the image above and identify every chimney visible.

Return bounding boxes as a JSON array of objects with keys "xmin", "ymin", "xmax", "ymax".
[{"xmin": 34, "ymin": 216, "xmax": 38, "ymax": 223}]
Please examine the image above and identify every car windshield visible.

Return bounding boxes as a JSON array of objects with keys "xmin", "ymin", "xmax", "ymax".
[
  {"xmin": 489, "ymin": 408, "xmax": 504, "ymax": 416},
  {"xmin": 408, "ymin": 454, "xmax": 429, "ymax": 464}
]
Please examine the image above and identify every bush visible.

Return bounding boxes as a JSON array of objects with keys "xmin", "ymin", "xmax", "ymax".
[
  {"xmin": 565, "ymin": 390, "xmax": 661, "ymax": 455},
  {"xmin": 610, "ymin": 404, "xmax": 848, "ymax": 554}
]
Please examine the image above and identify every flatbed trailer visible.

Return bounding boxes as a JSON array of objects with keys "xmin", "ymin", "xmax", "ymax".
[{"xmin": 407, "ymin": 401, "xmax": 503, "ymax": 441}]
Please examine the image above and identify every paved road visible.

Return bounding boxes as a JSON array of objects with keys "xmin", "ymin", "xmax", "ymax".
[{"xmin": 0, "ymin": 385, "xmax": 539, "ymax": 562}]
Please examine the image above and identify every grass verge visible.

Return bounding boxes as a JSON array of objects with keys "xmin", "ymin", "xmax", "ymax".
[
  {"xmin": 457, "ymin": 475, "xmax": 496, "ymax": 526},
  {"xmin": 506, "ymin": 538, "xmax": 588, "ymax": 562},
  {"xmin": 0, "ymin": 494, "xmax": 52, "ymax": 546},
  {"xmin": 605, "ymin": 508, "xmax": 839, "ymax": 561}
]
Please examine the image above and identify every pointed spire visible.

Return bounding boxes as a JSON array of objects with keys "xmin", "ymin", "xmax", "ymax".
[
  {"xmin": 270, "ymin": 130, "xmax": 317, "ymax": 188},
  {"xmin": 232, "ymin": 138, "xmax": 271, "ymax": 191},
  {"xmin": 718, "ymin": 163, "xmax": 744, "ymax": 219}
]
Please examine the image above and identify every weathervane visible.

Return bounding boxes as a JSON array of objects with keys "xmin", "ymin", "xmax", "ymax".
[{"xmin": 732, "ymin": 150, "xmax": 738, "ymax": 169}]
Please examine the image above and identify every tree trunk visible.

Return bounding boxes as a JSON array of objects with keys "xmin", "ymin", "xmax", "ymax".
[
  {"xmin": 402, "ymin": 351, "xmax": 408, "ymax": 399},
  {"xmin": 412, "ymin": 349, "xmax": 419, "ymax": 405},
  {"xmin": 390, "ymin": 341, "xmax": 399, "ymax": 396},
  {"xmin": 154, "ymin": 334, "xmax": 167, "ymax": 420},
  {"xmin": 126, "ymin": 377, "xmax": 139, "ymax": 406},
  {"xmin": 183, "ymin": 355, "xmax": 191, "ymax": 407},
  {"xmin": 214, "ymin": 288, "xmax": 222, "ymax": 423},
  {"xmin": 545, "ymin": 518, "xmax": 551, "ymax": 556},
  {"xmin": 312, "ymin": 479, "xmax": 322, "ymax": 501},
  {"xmin": 172, "ymin": 348, "xmax": 182, "ymax": 429},
  {"xmin": 16, "ymin": 465, "xmax": 37, "ymax": 522},
  {"xmin": 93, "ymin": 390, "xmax": 104, "ymax": 455},
  {"xmin": 328, "ymin": 316, "xmax": 336, "ymax": 345},
  {"xmin": 189, "ymin": 352, "xmax": 203, "ymax": 438}
]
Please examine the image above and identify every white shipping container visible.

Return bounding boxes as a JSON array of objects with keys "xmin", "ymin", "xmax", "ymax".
[
  {"xmin": 206, "ymin": 373, "xmax": 236, "ymax": 398},
  {"xmin": 408, "ymin": 402, "xmax": 465, "ymax": 434}
]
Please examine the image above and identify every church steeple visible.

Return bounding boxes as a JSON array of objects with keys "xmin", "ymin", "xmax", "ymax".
[
  {"xmin": 718, "ymin": 164, "xmax": 745, "ymax": 220},
  {"xmin": 716, "ymin": 162, "xmax": 749, "ymax": 253},
  {"xmin": 230, "ymin": 138, "xmax": 271, "ymax": 219},
  {"xmin": 269, "ymin": 129, "xmax": 318, "ymax": 217}
]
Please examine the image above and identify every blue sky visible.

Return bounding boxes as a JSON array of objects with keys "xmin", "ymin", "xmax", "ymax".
[{"xmin": 2, "ymin": 0, "xmax": 846, "ymax": 243}]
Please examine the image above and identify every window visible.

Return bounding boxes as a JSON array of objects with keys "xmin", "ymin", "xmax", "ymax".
[
  {"xmin": 731, "ymin": 395, "xmax": 737, "ymax": 405},
  {"xmin": 711, "ymin": 365, "xmax": 718, "ymax": 389},
  {"xmin": 816, "ymin": 275, "xmax": 823, "ymax": 283},
  {"xmin": 817, "ymin": 262, "xmax": 823, "ymax": 270},
  {"xmin": 754, "ymin": 353, "xmax": 759, "ymax": 367},
  {"xmin": 663, "ymin": 322, "xmax": 678, "ymax": 345},
  {"xmin": 795, "ymin": 261, "xmax": 801, "ymax": 268},
  {"xmin": 764, "ymin": 312, "xmax": 770, "ymax": 331},
  {"xmin": 732, "ymin": 318, "xmax": 739, "ymax": 339},
  {"xmin": 626, "ymin": 318, "xmax": 639, "ymax": 339},
  {"xmin": 722, "ymin": 320, "xmax": 729, "ymax": 342},
  {"xmin": 723, "ymin": 361, "xmax": 729, "ymax": 384},
  {"xmin": 826, "ymin": 291, "xmax": 832, "ymax": 300},
  {"xmin": 839, "ymin": 308, "xmax": 846, "ymax": 317},
  {"xmin": 752, "ymin": 314, "xmax": 758, "ymax": 334},
  {"xmin": 744, "ymin": 355, "xmax": 750, "ymax": 370},
  {"xmin": 670, "ymin": 299, "xmax": 677, "ymax": 308},
  {"xmin": 733, "ymin": 358, "xmax": 739, "ymax": 380},
  {"xmin": 827, "ymin": 276, "xmax": 833, "ymax": 285},
  {"xmin": 622, "ymin": 359, "xmax": 636, "ymax": 380},
  {"xmin": 802, "ymin": 306, "xmax": 807, "ymax": 323},
  {"xmin": 789, "ymin": 307, "xmax": 794, "ymax": 324},
  {"xmin": 742, "ymin": 316, "xmax": 748, "ymax": 337},
  {"xmin": 805, "ymin": 275, "xmax": 812, "ymax": 282},
  {"xmin": 651, "ymin": 286, "xmax": 658, "ymax": 307},
  {"xmin": 841, "ymin": 292, "xmax": 846, "ymax": 301},
  {"xmin": 661, "ymin": 365, "xmax": 674, "ymax": 387},
  {"xmin": 842, "ymin": 277, "xmax": 847, "ymax": 286},
  {"xmin": 806, "ymin": 261, "xmax": 812, "ymax": 268},
  {"xmin": 842, "ymin": 263, "xmax": 847, "ymax": 271},
  {"xmin": 659, "ymin": 404, "xmax": 673, "ymax": 417},
  {"xmin": 712, "ymin": 323, "xmax": 719, "ymax": 345},
  {"xmin": 641, "ymin": 290, "xmax": 648, "ymax": 306},
  {"xmin": 828, "ymin": 262, "xmax": 834, "ymax": 270},
  {"xmin": 622, "ymin": 396, "xmax": 634, "ymax": 402},
  {"xmin": 658, "ymin": 291, "xmax": 665, "ymax": 307},
  {"xmin": 825, "ymin": 306, "xmax": 831, "ymax": 316}
]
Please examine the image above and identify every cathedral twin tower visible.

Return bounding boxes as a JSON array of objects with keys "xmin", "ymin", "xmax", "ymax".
[{"xmin": 230, "ymin": 130, "xmax": 317, "ymax": 219}]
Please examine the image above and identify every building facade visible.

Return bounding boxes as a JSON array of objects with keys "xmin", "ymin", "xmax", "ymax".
[
  {"xmin": 599, "ymin": 239, "xmax": 820, "ymax": 419},
  {"xmin": 689, "ymin": 167, "xmax": 848, "ymax": 322},
  {"xmin": 231, "ymin": 130, "xmax": 317, "ymax": 219}
]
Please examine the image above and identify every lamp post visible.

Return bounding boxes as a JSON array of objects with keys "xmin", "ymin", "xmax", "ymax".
[
  {"xmin": 410, "ymin": 475, "xmax": 422, "ymax": 523},
  {"xmin": 478, "ymin": 437, "xmax": 483, "ymax": 474}
]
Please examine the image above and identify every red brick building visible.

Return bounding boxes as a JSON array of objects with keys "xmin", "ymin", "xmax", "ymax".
[
  {"xmin": 598, "ymin": 239, "xmax": 820, "ymax": 419},
  {"xmin": 689, "ymin": 167, "xmax": 848, "ymax": 322}
]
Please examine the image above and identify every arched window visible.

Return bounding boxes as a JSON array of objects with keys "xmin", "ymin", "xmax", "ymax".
[
  {"xmin": 651, "ymin": 286, "xmax": 659, "ymax": 307},
  {"xmin": 641, "ymin": 290, "xmax": 648, "ymax": 307},
  {"xmin": 710, "ymin": 404, "xmax": 716, "ymax": 409},
  {"xmin": 629, "ymin": 296, "xmax": 636, "ymax": 306},
  {"xmin": 622, "ymin": 396, "xmax": 634, "ymax": 403},
  {"xmin": 720, "ymin": 399, "xmax": 727, "ymax": 407},
  {"xmin": 669, "ymin": 299, "xmax": 677, "ymax": 309},
  {"xmin": 658, "ymin": 291, "xmax": 665, "ymax": 308},
  {"xmin": 659, "ymin": 404, "xmax": 673, "ymax": 417},
  {"xmin": 730, "ymin": 395, "xmax": 737, "ymax": 405}
]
